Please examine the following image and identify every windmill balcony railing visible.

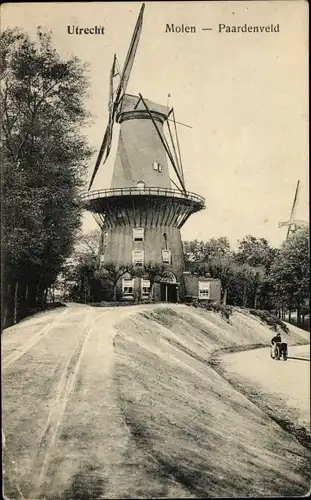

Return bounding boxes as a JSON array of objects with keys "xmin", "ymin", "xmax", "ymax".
[{"xmin": 81, "ymin": 186, "xmax": 205, "ymax": 207}]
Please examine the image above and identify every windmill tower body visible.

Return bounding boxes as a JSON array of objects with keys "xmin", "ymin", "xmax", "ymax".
[
  {"xmin": 82, "ymin": 5, "xmax": 205, "ymax": 301},
  {"xmin": 104, "ymin": 95, "xmax": 186, "ymax": 278},
  {"xmin": 112, "ymin": 96, "xmax": 171, "ymax": 189}
]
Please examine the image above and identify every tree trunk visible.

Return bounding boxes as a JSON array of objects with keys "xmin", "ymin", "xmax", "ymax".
[
  {"xmin": 37, "ymin": 285, "xmax": 46, "ymax": 310},
  {"xmin": 113, "ymin": 284, "xmax": 117, "ymax": 301},
  {"xmin": 13, "ymin": 280, "xmax": 18, "ymax": 324},
  {"xmin": 242, "ymin": 286, "xmax": 247, "ymax": 307},
  {"xmin": 297, "ymin": 297, "xmax": 301, "ymax": 326},
  {"xmin": 254, "ymin": 291, "xmax": 258, "ymax": 309},
  {"xmin": 149, "ymin": 282, "xmax": 154, "ymax": 301},
  {"xmin": 2, "ymin": 280, "xmax": 15, "ymax": 329},
  {"xmin": 222, "ymin": 288, "xmax": 228, "ymax": 305},
  {"xmin": 288, "ymin": 309, "xmax": 292, "ymax": 323},
  {"xmin": 16, "ymin": 277, "xmax": 27, "ymax": 322},
  {"xmin": 27, "ymin": 279, "xmax": 38, "ymax": 308}
]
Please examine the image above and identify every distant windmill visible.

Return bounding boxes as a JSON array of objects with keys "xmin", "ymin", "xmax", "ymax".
[{"xmin": 278, "ymin": 180, "xmax": 308, "ymax": 238}]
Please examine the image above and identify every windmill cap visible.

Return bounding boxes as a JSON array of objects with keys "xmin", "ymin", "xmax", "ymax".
[{"xmin": 117, "ymin": 94, "xmax": 170, "ymax": 121}]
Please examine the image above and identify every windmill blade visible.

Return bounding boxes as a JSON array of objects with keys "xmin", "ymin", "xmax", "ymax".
[
  {"xmin": 103, "ymin": 54, "xmax": 120, "ymax": 159},
  {"xmin": 166, "ymin": 118, "xmax": 183, "ymax": 182},
  {"xmin": 138, "ymin": 94, "xmax": 187, "ymax": 194},
  {"xmin": 101, "ymin": 1, "xmax": 145, "ymax": 162},
  {"xmin": 88, "ymin": 128, "xmax": 109, "ymax": 190},
  {"xmin": 172, "ymin": 109, "xmax": 185, "ymax": 185},
  {"xmin": 88, "ymin": 5, "xmax": 145, "ymax": 190},
  {"xmin": 88, "ymin": 55, "xmax": 119, "ymax": 190},
  {"xmin": 289, "ymin": 180, "xmax": 300, "ymax": 222},
  {"xmin": 114, "ymin": 3, "xmax": 145, "ymax": 108}
]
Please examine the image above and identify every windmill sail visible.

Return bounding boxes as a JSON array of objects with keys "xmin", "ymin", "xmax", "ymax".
[
  {"xmin": 114, "ymin": 3, "xmax": 145, "ymax": 106},
  {"xmin": 278, "ymin": 180, "xmax": 308, "ymax": 237},
  {"xmin": 88, "ymin": 3, "xmax": 145, "ymax": 190},
  {"xmin": 289, "ymin": 180, "xmax": 300, "ymax": 222},
  {"xmin": 88, "ymin": 55, "xmax": 119, "ymax": 190},
  {"xmin": 105, "ymin": 54, "xmax": 119, "ymax": 161},
  {"xmin": 286, "ymin": 180, "xmax": 300, "ymax": 238}
]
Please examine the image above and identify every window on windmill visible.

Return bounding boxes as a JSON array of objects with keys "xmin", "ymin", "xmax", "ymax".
[
  {"xmin": 162, "ymin": 249, "xmax": 171, "ymax": 264},
  {"xmin": 136, "ymin": 181, "xmax": 145, "ymax": 189},
  {"xmin": 141, "ymin": 279, "xmax": 150, "ymax": 298},
  {"xmin": 133, "ymin": 227, "xmax": 144, "ymax": 241},
  {"xmin": 122, "ymin": 278, "xmax": 134, "ymax": 297},
  {"xmin": 198, "ymin": 281, "xmax": 210, "ymax": 299},
  {"xmin": 132, "ymin": 250, "xmax": 144, "ymax": 266},
  {"xmin": 153, "ymin": 161, "xmax": 163, "ymax": 173}
]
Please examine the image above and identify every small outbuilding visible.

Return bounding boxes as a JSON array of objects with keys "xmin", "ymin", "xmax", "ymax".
[{"xmin": 183, "ymin": 271, "xmax": 221, "ymax": 303}]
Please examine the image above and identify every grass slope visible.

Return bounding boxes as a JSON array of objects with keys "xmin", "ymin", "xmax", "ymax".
[{"xmin": 114, "ymin": 305, "xmax": 310, "ymax": 498}]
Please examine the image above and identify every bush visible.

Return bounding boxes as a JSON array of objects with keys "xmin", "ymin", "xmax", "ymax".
[
  {"xmin": 90, "ymin": 300, "xmax": 154, "ymax": 308},
  {"xmin": 248, "ymin": 309, "xmax": 289, "ymax": 333},
  {"xmin": 184, "ymin": 299, "xmax": 233, "ymax": 322}
]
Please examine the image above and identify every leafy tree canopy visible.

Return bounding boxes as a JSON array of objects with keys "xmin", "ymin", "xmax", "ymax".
[{"xmin": 1, "ymin": 27, "xmax": 93, "ymax": 326}]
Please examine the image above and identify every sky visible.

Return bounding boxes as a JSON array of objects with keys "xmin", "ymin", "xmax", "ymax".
[{"xmin": 2, "ymin": 1, "xmax": 309, "ymax": 249}]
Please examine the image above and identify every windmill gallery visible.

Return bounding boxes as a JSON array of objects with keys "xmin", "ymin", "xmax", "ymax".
[{"xmin": 81, "ymin": 3, "xmax": 221, "ymax": 303}]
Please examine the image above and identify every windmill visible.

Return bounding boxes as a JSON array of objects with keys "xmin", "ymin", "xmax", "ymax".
[
  {"xmin": 81, "ymin": 3, "xmax": 205, "ymax": 302},
  {"xmin": 278, "ymin": 180, "xmax": 308, "ymax": 239}
]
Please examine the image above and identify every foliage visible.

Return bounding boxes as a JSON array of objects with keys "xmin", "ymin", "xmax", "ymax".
[
  {"xmin": 269, "ymin": 228, "xmax": 309, "ymax": 325},
  {"xmin": 248, "ymin": 309, "xmax": 289, "ymax": 334},
  {"xmin": 184, "ymin": 232, "xmax": 309, "ymax": 330},
  {"xmin": 1, "ymin": 28, "xmax": 92, "ymax": 327},
  {"xmin": 140, "ymin": 262, "xmax": 166, "ymax": 299},
  {"xmin": 58, "ymin": 230, "xmax": 101, "ymax": 303},
  {"xmin": 184, "ymin": 299, "xmax": 233, "ymax": 322},
  {"xmin": 57, "ymin": 226, "xmax": 309, "ymax": 324},
  {"xmin": 201, "ymin": 302, "xmax": 233, "ymax": 322},
  {"xmin": 59, "ymin": 237, "xmax": 168, "ymax": 303},
  {"xmin": 95, "ymin": 263, "xmax": 131, "ymax": 301},
  {"xmin": 183, "ymin": 237, "xmax": 230, "ymax": 263},
  {"xmin": 235, "ymin": 235, "xmax": 277, "ymax": 269},
  {"xmin": 231, "ymin": 235, "xmax": 277, "ymax": 309}
]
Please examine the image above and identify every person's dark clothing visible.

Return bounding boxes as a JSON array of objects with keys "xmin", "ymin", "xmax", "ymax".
[{"xmin": 271, "ymin": 334, "xmax": 282, "ymax": 345}]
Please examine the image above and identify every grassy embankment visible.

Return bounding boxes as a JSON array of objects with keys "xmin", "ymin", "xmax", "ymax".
[{"xmin": 114, "ymin": 305, "xmax": 310, "ymax": 498}]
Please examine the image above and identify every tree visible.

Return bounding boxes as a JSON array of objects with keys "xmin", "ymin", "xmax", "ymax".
[
  {"xmin": 193, "ymin": 256, "xmax": 236, "ymax": 305},
  {"xmin": 234, "ymin": 236, "xmax": 277, "ymax": 309},
  {"xmin": 208, "ymin": 256, "xmax": 238, "ymax": 305},
  {"xmin": 1, "ymin": 28, "xmax": 92, "ymax": 327},
  {"xmin": 182, "ymin": 239, "xmax": 206, "ymax": 263},
  {"xmin": 75, "ymin": 229, "xmax": 102, "ymax": 257},
  {"xmin": 203, "ymin": 237, "xmax": 231, "ymax": 260},
  {"xmin": 95, "ymin": 263, "xmax": 131, "ymax": 301},
  {"xmin": 270, "ymin": 228, "xmax": 309, "ymax": 325},
  {"xmin": 57, "ymin": 229, "xmax": 102, "ymax": 303},
  {"xmin": 141, "ymin": 262, "xmax": 166, "ymax": 300},
  {"xmin": 231, "ymin": 263, "xmax": 265, "ymax": 308},
  {"xmin": 183, "ymin": 237, "xmax": 230, "ymax": 263}
]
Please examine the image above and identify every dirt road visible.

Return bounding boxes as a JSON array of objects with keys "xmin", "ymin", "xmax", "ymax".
[
  {"xmin": 2, "ymin": 303, "xmax": 168, "ymax": 499},
  {"xmin": 221, "ymin": 345, "xmax": 310, "ymax": 429}
]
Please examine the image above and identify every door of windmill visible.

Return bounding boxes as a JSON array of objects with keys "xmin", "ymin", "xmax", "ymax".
[{"xmin": 160, "ymin": 283, "xmax": 178, "ymax": 303}]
